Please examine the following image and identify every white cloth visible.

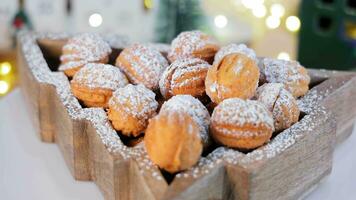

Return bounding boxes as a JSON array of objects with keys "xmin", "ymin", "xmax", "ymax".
[{"xmin": 0, "ymin": 89, "xmax": 355, "ymax": 200}]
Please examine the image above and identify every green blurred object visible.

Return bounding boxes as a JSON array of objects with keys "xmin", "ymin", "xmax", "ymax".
[
  {"xmin": 155, "ymin": 0, "xmax": 208, "ymax": 43},
  {"xmin": 298, "ymin": 0, "xmax": 356, "ymax": 70},
  {"xmin": 11, "ymin": 0, "xmax": 33, "ymax": 47}
]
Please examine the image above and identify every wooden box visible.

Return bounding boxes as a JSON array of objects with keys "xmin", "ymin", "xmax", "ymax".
[{"xmin": 17, "ymin": 32, "xmax": 356, "ymax": 199}]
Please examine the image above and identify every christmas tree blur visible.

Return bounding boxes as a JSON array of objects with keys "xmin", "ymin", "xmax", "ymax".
[
  {"xmin": 11, "ymin": 0, "xmax": 32, "ymax": 47},
  {"xmin": 155, "ymin": 0, "xmax": 209, "ymax": 43}
]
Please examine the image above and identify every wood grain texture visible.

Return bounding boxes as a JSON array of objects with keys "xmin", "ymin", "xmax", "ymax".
[
  {"xmin": 17, "ymin": 37, "xmax": 55, "ymax": 142},
  {"xmin": 302, "ymin": 73, "xmax": 356, "ymax": 144},
  {"xmin": 18, "ymin": 32, "xmax": 356, "ymax": 200}
]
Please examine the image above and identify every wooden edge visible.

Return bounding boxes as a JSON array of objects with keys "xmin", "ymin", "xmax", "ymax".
[
  {"xmin": 87, "ymin": 121, "xmax": 118, "ymax": 200},
  {"xmin": 228, "ymin": 108, "xmax": 336, "ymax": 200},
  {"xmin": 308, "ymin": 68, "xmax": 356, "ymax": 79},
  {"xmin": 162, "ymin": 163, "xmax": 231, "ymax": 200},
  {"xmin": 16, "ymin": 39, "xmax": 41, "ymax": 138},
  {"xmin": 300, "ymin": 75, "xmax": 356, "ymax": 143}
]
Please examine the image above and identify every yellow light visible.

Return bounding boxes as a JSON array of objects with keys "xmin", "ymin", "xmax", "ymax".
[
  {"xmin": 286, "ymin": 16, "xmax": 301, "ymax": 32},
  {"xmin": 88, "ymin": 13, "xmax": 103, "ymax": 28},
  {"xmin": 242, "ymin": 0, "xmax": 264, "ymax": 9},
  {"xmin": 144, "ymin": 0, "xmax": 153, "ymax": 9},
  {"xmin": 0, "ymin": 80, "xmax": 9, "ymax": 94},
  {"xmin": 266, "ymin": 16, "xmax": 280, "ymax": 29},
  {"xmin": 214, "ymin": 15, "xmax": 228, "ymax": 28},
  {"xmin": 0, "ymin": 62, "xmax": 12, "ymax": 75},
  {"xmin": 277, "ymin": 52, "xmax": 290, "ymax": 60},
  {"xmin": 252, "ymin": 5, "xmax": 267, "ymax": 18},
  {"xmin": 270, "ymin": 4, "xmax": 285, "ymax": 18}
]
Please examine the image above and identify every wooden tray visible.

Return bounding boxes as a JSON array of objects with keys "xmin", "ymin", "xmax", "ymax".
[{"xmin": 17, "ymin": 32, "xmax": 356, "ymax": 200}]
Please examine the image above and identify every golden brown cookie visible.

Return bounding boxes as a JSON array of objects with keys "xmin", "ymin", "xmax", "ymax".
[
  {"xmin": 256, "ymin": 83, "xmax": 300, "ymax": 131},
  {"xmin": 115, "ymin": 43, "xmax": 168, "ymax": 90},
  {"xmin": 205, "ymin": 53, "xmax": 260, "ymax": 104},
  {"xmin": 70, "ymin": 63, "xmax": 128, "ymax": 107},
  {"xmin": 159, "ymin": 95, "xmax": 211, "ymax": 148},
  {"xmin": 213, "ymin": 43, "xmax": 258, "ymax": 66},
  {"xmin": 210, "ymin": 98, "xmax": 274, "ymax": 150},
  {"xmin": 145, "ymin": 110, "xmax": 203, "ymax": 173},
  {"xmin": 59, "ymin": 33, "xmax": 112, "ymax": 77},
  {"xmin": 159, "ymin": 58, "xmax": 211, "ymax": 99},
  {"xmin": 259, "ymin": 58, "xmax": 310, "ymax": 97},
  {"xmin": 107, "ymin": 84, "xmax": 158, "ymax": 137},
  {"xmin": 168, "ymin": 30, "xmax": 220, "ymax": 64}
]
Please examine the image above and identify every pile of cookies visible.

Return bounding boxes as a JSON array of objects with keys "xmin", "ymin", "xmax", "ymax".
[{"xmin": 58, "ymin": 31, "xmax": 310, "ymax": 174}]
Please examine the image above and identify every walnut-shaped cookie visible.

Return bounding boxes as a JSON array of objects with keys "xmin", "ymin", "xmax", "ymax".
[
  {"xmin": 168, "ymin": 30, "xmax": 220, "ymax": 63},
  {"xmin": 256, "ymin": 83, "xmax": 300, "ymax": 131},
  {"xmin": 210, "ymin": 98, "xmax": 274, "ymax": 150},
  {"xmin": 107, "ymin": 84, "xmax": 158, "ymax": 137},
  {"xmin": 59, "ymin": 33, "xmax": 111, "ymax": 77},
  {"xmin": 145, "ymin": 110, "xmax": 203, "ymax": 173},
  {"xmin": 205, "ymin": 53, "xmax": 260, "ymax": 104},
  {"xmin": 159, "ymin": 58, "xmax": 211, "ymax": 99},
  {"xmin": 259, "ymin": 58, "xmax": 310, "ymax": 97},
  {"xmin": 115, "ymin": 43, "xmax": 168, "ymax": 90},
  {"xmin": 70, "ymin": 63, "xmax": 128, "ymax": 107}
]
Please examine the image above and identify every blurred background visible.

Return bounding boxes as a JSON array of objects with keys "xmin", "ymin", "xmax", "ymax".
[{"xmin": 0, "ymin": 0, "xmax": 355, "ymax": 97}]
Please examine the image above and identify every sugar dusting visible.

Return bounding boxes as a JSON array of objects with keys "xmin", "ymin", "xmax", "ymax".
[
  {"xmin": 72, "ymin": 63, "xmax": 129, "ymax": 90},
  {"xmin": 259, "ymin": 58, "xmax": 310, "ymax": 96},
  {"xmin": 20, "ymin": 31, "xmax": 338, "ymax": 182},
  {"xmin": 159, "ymin": 58, "xmax": 211, "ymax": 98},
  {"xmin": 117, "ymin": 43, "xmax": 168, "ymax": 90},
  {"xmin": 169, "ymin": 30, "xmax": 218, "ymax": 60},
  {"xmin": 211, "ymin": 98, "xmax": 274, "ymax": 137},
  {"xmin": 109, "ymin": 84, "xmax": 158, "ymax": 119},
  {"xmin": 160, "ymin": 95, "xmax": 211, "ymax": 145},
  {"xmin": 59, "ymin": 33, "xmax": 112, "ymax": 71},
  {"xmin": 213, "ymin": 43, "xmax": 258, "ymax": 65}
]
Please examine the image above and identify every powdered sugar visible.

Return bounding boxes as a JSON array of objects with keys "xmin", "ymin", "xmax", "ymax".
[
  {"xmin": 117, "ymin": 43, "xmax": 168, "ymax": 90},
  {"xmin": 109, "ymin": 84, "xmax": 158, "ymax": 120},
  {"xmin": 59, "ymin": 33, "xmax": 111, "ymax": 71},
  {"xmin": 211, "ymin": 98, "xmax": 274, "ymax": 136},
  {"xmin": 256, "ymin": 83, "xmax": 284, "ymax": 111},
  {"xmin": 159, "ymin": 58, "xmax": 211, "ymax": 98},
  {"xmin": 160, "ymin": 95, "xmax": 211, "ymax": 145},
  {"xmin": 71, "ymin": 63, "xmax": 128, "ymax": 90},
  {"xmin": 259, "ymin": 58, "xmax": 310, "ymax": 96},
  {"xmin": 213, "ymin": 43, "xmax": 258, "ymax": 65},
  {"xmin": 168, "ymin": 30, "xmax": 218, "ymax": 61}
]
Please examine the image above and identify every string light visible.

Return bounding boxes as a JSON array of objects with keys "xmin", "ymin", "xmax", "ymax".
[
  {"xmin": 0, "ymin": 62, "xmax": 12, "ymax": 75},
  {"xmin": 270, "ymin": 4, "xmax": 285, "ymax": 18},
  {"xmin": 0, "ymin": 80, "xmax": 9, "ymax": 94},
  {"xmin": 266, "ymin": 16, "xmax": 280, "ymax": 29},
  {"xmin": 277, "ymin": 52, "xmax": 290, "ymax": 60},
  {"xmin": 286, "ymin": 16, "xmax": 301, "ymax": 32},
  {"xmin": 252, "ymin": 5, "xmax": 267, "ymax": 18},
  {"xmin": 214, "ymin": 15, "xmax": 228, "ymax": 28},
  {"xmin": 88, "ymin": 13, "xmax": 103, "ymax": 27}
]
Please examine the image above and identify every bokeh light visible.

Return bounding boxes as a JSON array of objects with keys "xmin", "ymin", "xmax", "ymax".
[
  {"xmin": 266, "ymin": 16, "xmax": 280, "ymax": 29},
  {"xmin": 252, "ymin": 5, "xmax": 267, "ymax": 18},
  {"xmin": 286, "ymin": 16, "xmax": 301, "ymax": 32},
  {"xmin": 0, "ymin": 80, "xmax": 9, "ymax": 94},
  {"xmin": 0, "ymin": 62, "xmax": 12, "ymax": 75},
  {"xmin": 277, "ymin": 52, "xmax": 290, "ymax": 60},
  {"xmin": 214, "ymin": 15, "xmax": 228, "ymax": 28},
  {"xmin": 270, "ymin": 4, "xmax": 285, "ymax": 18},
  {"xmin": 88, "ymin": 13, "xmax": 103, "ymax": 27}
]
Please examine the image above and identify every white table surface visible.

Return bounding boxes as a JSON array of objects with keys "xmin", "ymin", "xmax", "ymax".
[{"xmin": 1, "ymin": 89, "xmax": 356, "ymax": 200}]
